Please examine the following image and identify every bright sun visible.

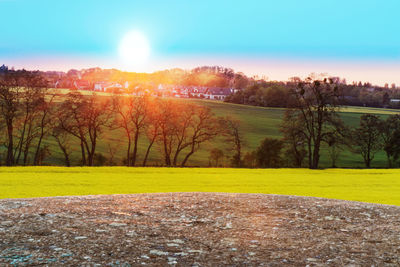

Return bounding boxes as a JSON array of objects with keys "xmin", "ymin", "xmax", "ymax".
[{"xmin": 119, "ymin": 31, "xmax": 150, "ymax": 68}]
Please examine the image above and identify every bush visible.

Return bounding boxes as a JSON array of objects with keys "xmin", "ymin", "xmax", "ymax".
[{"xmin": 256, "ymin": 138, "xmax": 284, "ymax": 168}]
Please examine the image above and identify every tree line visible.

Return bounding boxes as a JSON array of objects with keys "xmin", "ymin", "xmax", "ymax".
[
  {"xmin": 0, "ymin": 70, "xmax": 244, "ymax": 166},
  {"xmin": 222, "ymin": 77, "xmax": 400, "ymax": 169},
  {"xmin": 225, "ymin": 77, "xmax": 400, "ymax": 109},
  {"xmin": 1, "ymin": 69, "xmax": 399, "ymax": 168}
]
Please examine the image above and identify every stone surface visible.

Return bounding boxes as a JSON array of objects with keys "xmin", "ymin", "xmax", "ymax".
[{"xmin": 0, "ymin": 192, "xmax": 399, "ymax": 266}]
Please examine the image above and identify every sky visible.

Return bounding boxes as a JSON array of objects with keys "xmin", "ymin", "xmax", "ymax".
[{"xmin": 0, "ymin": 0, "xmax": 399, "ymax": 85}]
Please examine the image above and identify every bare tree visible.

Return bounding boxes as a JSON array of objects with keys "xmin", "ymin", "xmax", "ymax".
[
  {"xmin": 142, "ymin": 100, "xmax": 162, "ymax": 166},
  {"xmin": 220, "ymin": 116, "xmax": 244, "ymax": 167},
  {"xmin": 33, "ymin": 95, "xmax": 56, "ymax": 165},
  {"xmin": 112, "ymin": 95, "xmax": 149, "ymax": 166},
  {"xmin": 282, "ymin": 77, "xmax": 342, "ymax": 169},
  {"xmin": 51, "ymin": 125, "xmax": 73, "ymax": 167},
  {"xmin": 209, "ymin": 148, "xmax": 224, "ymax": 167},
  {"xmin": 353, "ymin": 114, "xmax": 383, "ymax": 168},
  {"xmin": 60, "ymin": 92, "xmax": 112, "ymax": 166},
  {"xmin": 280, "ymin": 110, "xmax": 307, "ymax": 167},
  {"xmin": 0, "ymin": 70, "xmax": 47, "ymax": 165},
  {"xmin": 180, "ymin": 105, "xmax": 220, "ymax": 166},
  {"xmin": 157, "ymin": 99, "xmax": 179, "ymax": 166}
]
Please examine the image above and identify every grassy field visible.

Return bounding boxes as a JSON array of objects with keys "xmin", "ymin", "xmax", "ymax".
[
  {"xmin": 9, "ymin": 93, "xmax": 400, "ymax": 167},
  {"xmin": 1, "ymin": 167, "xmax": 400, "ymax": 206},
  {"xmin": 189, "ymin": 100, "xmax": 400, "ymax": 167}
]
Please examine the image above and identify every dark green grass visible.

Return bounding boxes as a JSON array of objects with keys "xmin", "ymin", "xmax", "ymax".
[{"xmin": 13, "ymin": 100, "xmax": 400, "ymax": 167}]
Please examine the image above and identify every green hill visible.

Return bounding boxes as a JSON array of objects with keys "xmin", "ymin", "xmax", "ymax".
[{"xmin": 38, "ymin": 97, "xmax": 400, "ymax": 167}]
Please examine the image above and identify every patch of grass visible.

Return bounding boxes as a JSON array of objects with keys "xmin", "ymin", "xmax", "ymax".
[
  {"xmin": 6, "ymin": 94, "xmax": 400, "ymax": 167},
  {"xmin": 1, "ymin": 167, "xmax": 400, "ymax": 206}
]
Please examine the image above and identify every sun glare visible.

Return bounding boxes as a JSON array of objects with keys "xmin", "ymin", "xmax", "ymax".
[{"xmin": 119, "ymin": 31, "xmax": 150, "ymax": 68}]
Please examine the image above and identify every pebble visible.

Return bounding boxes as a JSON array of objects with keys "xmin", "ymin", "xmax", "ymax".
[
  {"xmin": 1, "ymin": 220, "xmax": 13, "ymax": 227},
  {"xmin": 188, "ymin": 249, "xmax": 203, "ymax": 253},
  {"xmin": 172, "ymin": 239, "xmax": 185, "ymax": 244},
  {"xmin": 150, "ymin": 249, "xmax": 168, "ymax": 256},
  {"xmin": 126, "ymin": 231, "xmax": 136, "ymax": 237},
  {"xmin": 74, "ymin": 236, "xmax": 87, "ymax": 240},
  {"xmin": 174, "ymin": 252, "xmax": 188, "ymax": 256},
  {"xmin": 109, "ymin": 222, "xmax": 128, "ymax": 227}
]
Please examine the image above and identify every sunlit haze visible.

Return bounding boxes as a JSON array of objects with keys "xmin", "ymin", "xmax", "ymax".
[{"xmin": 1, "ymin": 0, "xmax": 400, "ymax": 85}]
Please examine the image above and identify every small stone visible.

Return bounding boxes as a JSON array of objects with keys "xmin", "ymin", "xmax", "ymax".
[
  {"xmin": 1, "ymin": 221, "xmax": 13, "ymax": 227},
  {"xmin": 74, "ymin": 236, "xmax": 87, "ymax": 240},
  {"xmin": 53, "ymin": 247, "xmax": 63, "ymax": 251},
  {"xmin": 167, "ymin": 243, "xmax": 179, "ymax": 247},
  {"xmin": 249, "ymin": 252, "xmax": 256, "ymax": 256},
  {"xmin": 150, "ymin": 249, "xmax": 168, "ymax": 256},
  {"xmin": 95, "ymin": 229, "xmax": 107, "ymax": 233},
  {"xmin": 126, "ymin": 231, "xmax": 136, "ymax": 237},
  {"xmin": 141, "ymin": 255, "xmax": 150, "ymax": 259},
  {"xmin": 172, "ymin": 239, "xmax": 185, "ymax": 244},
  {"xmin": 109, "ymin": 222, "xmax": 127, "ymax": 227},
  {"xmin": 188, "ymin": 250, "xmax": 203, "ymax": 253},
  {"xmin": 174, "ymin": 252, "xmax": 188, "ymax": 256},
  {"xmin": 224, "ymin": 222, "xmax": 233, "ymax": 229},
  {"xmin": 307, "ymin": 258, "xmax": 318, "ymax": 262}
]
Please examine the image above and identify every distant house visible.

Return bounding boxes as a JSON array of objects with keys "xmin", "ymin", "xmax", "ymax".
[
  {"xmin": 94, "ymin": 82, "xmax": 109, "ymax": 92},
  {"xmin": 94, "ymin": 82, "xmax": 124, "ymax": 92},
  {"xmin": 74, "ymin": 80, "xmax": 91, "ymax": 90},
  {"xmin": 189, "ymin": 86, "xmax": 208, "ymax": 98},
  {"xmin": 390, "ymin": 99, "xmax": 400, "ymax": 103},
  {"xmin": 205, "ymin": 88, "xmax": 233, "ymax": 100}
]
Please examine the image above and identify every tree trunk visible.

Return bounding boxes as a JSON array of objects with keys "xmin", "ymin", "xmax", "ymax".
[
  {"xmin": 55, "ymin": 138, "xmax": 70, "ymax": 167},
  {"xmin": 181, "ymin": 146, "xmax": 195, "ymax": 167},
  {"xmin": 6, "ymin": 121, "xmax": 14, "ymax": 166},
  {"xmin": 34, "ymin": 133, "xmax": 44, "ymax": 166},
  {"xmin": 386, "ymin": 152, "xmax": 392, "ymax": 168},
  {"xmin": 126, "ymin": 138, "xmax": 131, "ymax": 167},
  {"xmin": 131, "ymin": 131, "xmax": 139, "ymax": 166},
  {"xmin": 312, "ymin": 141, "xmax": 320, "ymax": 169},
  {"xmin": 80, "ymin": 141, "xmax": 86, "ymax": 166},
  {"xmin": 163, "ymin": 137, "xmax": 171, "ymax": 166},
  {"xmin": 143, "ymin": 139, "xmax": 155, "ymax": 167},
  {"xmin": 34, "ymin": 115, "xmax": 47, "ymax": 165}
]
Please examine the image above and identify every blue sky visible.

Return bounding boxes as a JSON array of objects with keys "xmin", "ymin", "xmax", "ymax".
[{"xmin": 1, "ymin": 0, "xmax": 399, "ymax": 84}]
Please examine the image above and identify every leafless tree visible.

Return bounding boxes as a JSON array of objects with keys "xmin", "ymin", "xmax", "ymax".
[
  {"xmin": 60, "ymin": 92, "xmax": 112, "ymax": 166},
  {"xmin": 142, "ymin": 99, "xmax": 162, "ymax": 166},
  {"xmin": 180, "ymin": 105, "xmax": 220, "ymax": 166},
  {"xmin": 220, "ymin": 116, "xmax": 244, "ymax": 167},
  {"xmin": 51, "ymin": 125, "xmax": 73, "ymax": 167},
  {"xmin": 283, "ymin": 77, "xmax": 342, "ymax": 169},
  {"xmin": 0, "ymin": 70, "xmax": 47, "ymax": 165},
  {"xmin": 112, "ymin": 95, "xmax": 149, "ymax": 166},
  {"xmin": 33, "ymin": 95, "xmax": 56, "ymax": 165}
]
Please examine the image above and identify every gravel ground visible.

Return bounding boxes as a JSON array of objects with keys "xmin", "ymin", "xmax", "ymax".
[{"xmin": 0, "ymin": 193, "xmax": 400, "ymax": 266}]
